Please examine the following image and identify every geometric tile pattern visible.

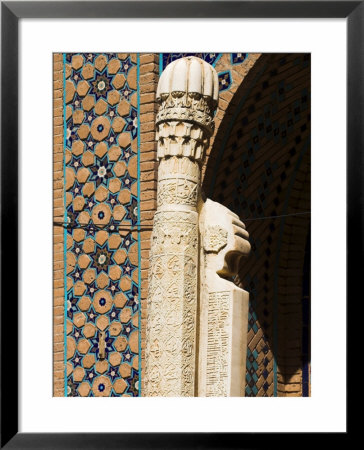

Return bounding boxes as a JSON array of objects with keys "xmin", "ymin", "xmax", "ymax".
[
  {"xmin": 245, "ymin": 348, "xmax": 259, "ymax": 396},
  {"xmin": 162, "ymin": 52, "xmax": 222, "ymax": 69},
  {"xmin": 218, "ymin": 70, "xmax": 232, "ymax": 92},
  {"xmin": 63, "ymin": 53, "xmax": 140, "ymax": 396},
  {"xmin": 161, "ymin": 53, "xmax": 234, "ymax": 93},
  {"xmin": 231, "ymin": 53, "xmax": 248, "ymax": 65}
]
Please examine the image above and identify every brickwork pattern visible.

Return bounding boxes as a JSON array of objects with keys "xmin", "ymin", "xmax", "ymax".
[
  {"xmin": 138, "ymin": 54, "xmax": 159, "ymax": 395},
  {"xmin": 275, "ymin": 156, "xmax": 310, "ymax": 396},
  {"xmin": 202, "ymin": 53, "xmax": 311, "ymax": 396},
  {"xmin": 202, "ymin": 53, "xmax": 262, "ymax": 183},
  {"xmin": 53, "ymin": 53, "xmax": 65, "ymax": 396}
]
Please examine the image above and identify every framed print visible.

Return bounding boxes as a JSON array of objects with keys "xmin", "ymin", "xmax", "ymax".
[{"xmin": 1, "ymin": 1, "xmax": 355, "ymax": 447}]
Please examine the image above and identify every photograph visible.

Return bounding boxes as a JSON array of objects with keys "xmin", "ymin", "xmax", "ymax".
[
  {"xmin": 1, "ymin": 0, "xmax": 354, "ymax": 444},
  {"xmin": 54, "ymin": 51, "xmax": 311, "ymax": 398}
]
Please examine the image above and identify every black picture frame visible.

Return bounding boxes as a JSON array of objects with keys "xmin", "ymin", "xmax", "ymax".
[{"xmin": 1, "ymin": 1, "xmax": 354, "ymax": 448}]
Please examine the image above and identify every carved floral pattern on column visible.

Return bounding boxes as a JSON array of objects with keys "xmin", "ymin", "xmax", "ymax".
[{"xmin": 145, "ymin": 57, "xmax": 218, "ymax": 396}]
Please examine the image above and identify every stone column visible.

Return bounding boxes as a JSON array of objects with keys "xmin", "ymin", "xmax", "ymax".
[{"xmin": 145, "ymin": 57, "xmax": 218, "ymax": 396}]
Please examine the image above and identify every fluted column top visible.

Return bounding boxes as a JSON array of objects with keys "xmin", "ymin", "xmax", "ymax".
[{"xmin": 156, "ymin": 56, "xmax": 219, "ymax": 135}]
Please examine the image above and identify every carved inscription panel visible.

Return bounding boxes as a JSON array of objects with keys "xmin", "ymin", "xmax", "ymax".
[
  {"xmin": 158, "ymin": 179, "xmax": 198, "ymax": 207},
  {"xmin": 206, "ymin": 291, "xmax": 231, "ymax": 397},
  {"xmin": 145, "ymin": 211, "xmax": 198, "ymax": 397}
]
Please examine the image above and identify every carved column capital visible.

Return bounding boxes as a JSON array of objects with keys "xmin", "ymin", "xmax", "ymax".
[{"xmin": 155, "ymin": 56, "xmax": 219, "ymax": 162}]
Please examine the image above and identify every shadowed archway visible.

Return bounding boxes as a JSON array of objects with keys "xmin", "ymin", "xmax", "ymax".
[{"xmin": 202, "ymin": 53, "xmax": 311, "ymax": 396}]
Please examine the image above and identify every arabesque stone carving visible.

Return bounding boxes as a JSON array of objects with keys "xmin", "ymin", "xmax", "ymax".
[{"xmin": 145, "ymin": 56, "xmax": 250, "ymax": 397}]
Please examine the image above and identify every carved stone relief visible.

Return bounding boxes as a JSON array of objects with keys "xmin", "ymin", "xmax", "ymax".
[
  {"xmin": 203, "ymin": 225, "xmax": 228, "ymax": 253},
  {"xmin": 198, "ymin": 198, "xmax": 250, "ymax": 397},
  {"xmin": 206, "ymin": 291, "xmax": 231, "ymax": 397},
  {"xmin": 145, "ymin": 56, "xmax": 250, "ymax": 397},
  {"xmin": 145, "ymin": 56, "xmax": 218, "ymax": 397}
]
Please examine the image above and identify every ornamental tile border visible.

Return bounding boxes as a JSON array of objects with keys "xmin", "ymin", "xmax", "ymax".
[{"xmin": 60, "ymin": 53, "xmax": 141, "ymax": 397}]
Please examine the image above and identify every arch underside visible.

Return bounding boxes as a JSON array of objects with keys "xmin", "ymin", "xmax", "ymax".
[{"xmin": 203, "ymin": 53, "xmax": 311, "ymax": 396}]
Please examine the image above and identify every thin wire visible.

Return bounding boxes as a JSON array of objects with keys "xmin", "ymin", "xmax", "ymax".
[
  {"xmin": 242, "ymin": 211, "xmax": 311, "ymax": 222},
  {"xmin": 53, "ymin": 211, "xmax": 311, "ymax": 230}
]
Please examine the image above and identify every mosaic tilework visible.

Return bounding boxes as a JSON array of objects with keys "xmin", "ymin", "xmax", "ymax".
[
  {"xmin": 62, "ymin": 53, "xmax": 140, "ymax": 397},
  {"xmin": 218, "ymin": 71, "xmax": 232, "ymax": 92},
  {"xmin": 204, "ymin": 53, "xmax": 311, "ymax": 396},
  {"xmin": 231, "ymin": 53, "xmax": 248, "ymax": 65},
  {"xmin": 162, "ymin": 52, "xmax": 222, "ymax": 68},
  {"xmin": 161, "ymin": 53, "xmax": 248, "ymax": 95}
]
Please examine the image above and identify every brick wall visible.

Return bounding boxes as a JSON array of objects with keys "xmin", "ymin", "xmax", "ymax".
[
  {"xmin": 276, "ymin": 156, "xmax": 310, "ymax": 396},
  {"xmin": 53, "ymin": 53, "xmax": 65, "ymax": 396},
  {"xmin": 202, "ymin": 53, "xmax": 262, "ymax": 184},
  {"xmin": 138, "ymin": 54, "xmax": 159, "ymax": 394}
]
